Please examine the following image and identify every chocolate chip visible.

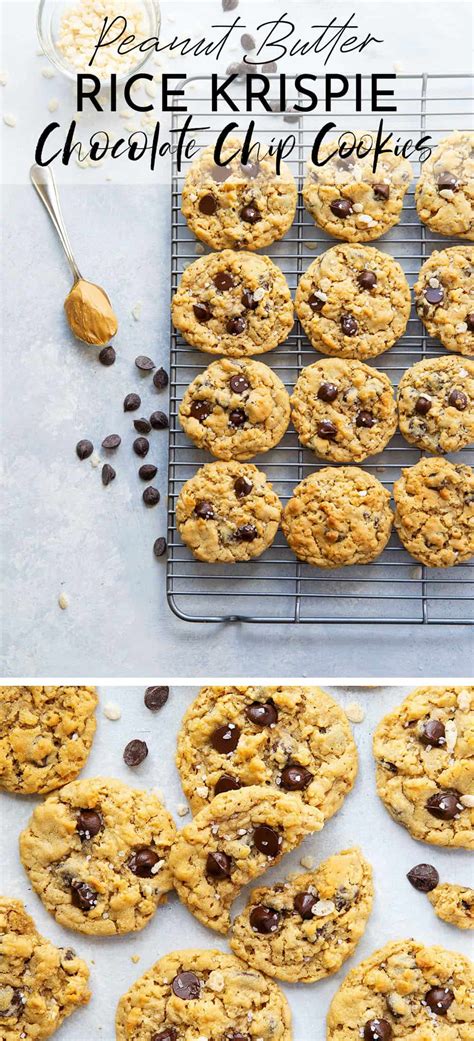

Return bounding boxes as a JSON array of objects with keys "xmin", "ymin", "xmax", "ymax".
[
  {"xmin": 135, "ymin": 355, "xmax": 155, "ymax": 371},
  {"xmin": 250, "ymin": 904, "xmax": 281, "ymax": 933},
  {"xmin": 261, "ymin": 61, "xmax": 277, "ymax": 72},
  {"xmin": 98, "ymin": 345, "xmax": 116, "ymax": 366},
  {"xmin": 143, "ymin": 486, "xmax": 160, "ymax": 507},
  {"xmin": 222, "ymin": 0, "xmax": 239, "ymax": 10},
  {"xmin": 134, "ymin": 417, "xmax": 152, "ymax": 434},
  {"xmin": 448, "ymin": 389, "xmax": 468, "ymax": 410},
  {"xmin": 419, "ymin": 718, "xmax": 446, "ymax": 746},
  {"xmin": 190, "ymin": 400, "xmax": 212, "ymax": 423},
  {"xmin": 337, "ymin": 154, "xmax": 356, "ymax": 170},
  {"xmin": 330, "ymin": 198, "xmax": 353, "ymax": 218},
  {"xmin": 230, "ymin": 374, "xmax": 250, "ymax": 394},
  {"xmin": 139, "ymin": 464, "xmax": 158, "ymax": 480},
  {"xmin": 194, "ymin": 500, "xmax": 215, "ymax": 520},
  {"xmin": 153, "ymin": 537, "xmax": 167, "ymax": 558},
  {"xmin": 227, "ymin": 316, "xmax": 246, "ymax": 335},
  {"xmin": 211, "ymin": 722, "xmax": 241, "ymax": 753},
  {"xmin": 206, "ymin": 851, "xmax": 232, "ymax": 878},
  {"xmin": 102, "ymin": 433, "xmax": 121, "ymax": 450},
  {"xmin": 235, "ymin": 524, "xmax": 257, "ymax": 542},
  {"xmin": 253, "ymin": 824, "xmax": 281, "ymax": 857},
  {"xmin": 424, "ymin": 987, "xmax": 454, "ymax": 1015},
  {"xmin": 229, "ymin": 408, "xmax": 247, "ymax": 427},
  {"xmin": 242, "ymin": 288, "xmax": 259, "ymax": 310},
  {"xmin": 280, "ymin": 763, "xmax": 313, "ymax": 791},
  {"xmin": 151, "ymin": 1031, "xmax": 177, "ymax": 1041},
  {"xmin": 127, "ymin": 847, "xmax": 160, "ymax": 877},
  {"xmin": 101, "ymin": 463, "xmax": 116, "ymax": 486},
  {"xmin": 214, "ymin": 774, "xmax": 241, "ymax": 796},
  {"xmin": 172, "ymin": 971, "xmax": 201, "ymax": 1000},
  {"xmin": 426, "ymin": 790, "xmax": 463, "ymax": 820},
  {"xmin": 76, "ymin": 810, "xmax": 103, "ymax": 841},
  {"xmin": 308, "ymin": 292, "xmax": 325, "ymax": 312},
  {"xmin": 437, "ymin": 173, "xmax": 458, "ymax": 192},
  {"xmin": 424, "ymin": 286, "xmax": 444, "ymax": 305},
  {"xmin": 241, "ymin": 204, "xmax": 261, "ymax": 224},
  {"xmin": 199, "ymin": 194, "xmax": 218, "ymax": 215},
  {"xmin": 212, "ymin": 164, "xmax": 232, "ymax": 182},
  {"xmin": 193, "ymin": 302, "xmax": 212, "ymax": 323},
  {"xmin": 415, "ymin": 395, "xmax": 432, "ymax": 415},
  {"xmin": 363, "ymin": 1021, "xmax": 392, "ymax": 1041},
  {"xmin": 356, "ymin": 410, "xmax": 376, "ymax": 428},
  {"xmin": 241, "ymin": 32, "xmax": 256, "ymax": 49},
  {"xmin": 340, "ymin": 314, "xmax": 358, "ymax": 336},
  {"xmin": 373, "ymin": 183, "xmax": 390, "ymax": 200},
  {"xmin": 76, "ymin": 439, "xmax": 93, "ymax": 460},
  {"xmin": 124, "ymin": 393, "xmax": 141, "ymax": 412},
  {"xmin": 133, "ymin": 437, "xmax": 149, "ymax": 457},
  {"xmin": 234, "ymin": 476, "xmax": 253, "ymax": 498},
  {"xmin": 283, "ymin": 108, "xmax": 300, "ymax": 124},
  {"xmin": 317, "ymin": 382, "xmax": 338, "ymax": 402},
  {"xmin": 214, "ymin": 272, "xmax": 235, "ymax": 291},
  {"xmin": 150, "ymin": 411, "xmax": 169, "ymax": 430},
  {"xmin": 153, "ymin": 367, "xmax": 169, "ymax": 390},
  {"xmin": 226, "ymin": 62, "xmax": 246, "ymax": 79},
  {"xmin": 241, "ymin": 162, "xmax": 260, "ymax": 179},
  {"xmin": 144, "ymin": 686, "xmax": 169, "ymax": 710},
  {"xmin": 466, "ymin": 313, "xmax": 474, "ymax": 331},
  {"xmin": 406, "ymin": 863, "xmax": 440, "ymax": 892},
  {"xmin": 294, "ymin": 891, "xmax": 318, "ymax": 919},
  {"xmin": 70, "ymin": 879, "xmax": 98, "ymax": 912},
  {"xmin": 246, "ymin": 700, "xmax": 278, "ymax": 726},
  {"xmin": 357, "ymin": 269, "xmax": 377, "ymax": 290},
  {"xmin": 317, "ymin": 419, "xmax": 337, "ymax": 440},
  {"xmin": 123, "ymin": 739, "xmax": 148, "ymax": 767}
]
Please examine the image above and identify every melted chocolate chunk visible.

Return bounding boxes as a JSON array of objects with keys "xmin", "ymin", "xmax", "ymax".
[
  {"xmin": 424, "ymin": 987, "xmax": 454, "ymax": 1015},
  {"xmin": 70, "ymin": 879, "xmax": 98, "ymax": 912},
  {"xmin": 294, "ymin": 891, "xmax": 318, "ymax": 919},
  {"xmin": 426, "ymin": 790, "xmax": 463, "ymax": 820},
  {"xmin": 246, "ymin": 700, "xmax": 278, "ymax": 726},
  {"xmin": 424, "ymin": 285, "xmax": 444, "ymax": 305},
  {"xmin": 250, "ymin": 904, "xmax": 281, "ymax": 933},
  {"xmin": 373, "ymin": 183, "xmax": 390, "ymax": 200},
  {"xmin": 193, "ymin": 302, "xmax": 212, "ymax": 323},
  {"xmin": 240, "ymin": 204, "xmax": 261, "ymax": 224},
  {"xmin": 194, "ymin": 500, "xmax": 215, "ymax": 520},
  {"xmin": 190, "ymin": 400, "xmax": 212, "ymax": 422},
  {"xmin": 234, "ymin": 476, "xmax": 253, "ymax": 498},
  {"xmin": 308, "ymin": 292, "xmax": 325, "ymax": 312},
  {"xmin": 253, "ymin": 824, "xmax": 282, "ymax": 857},
  {"xmin": 212, "ymin": 164, "xmax": 232, "ymax": 183},
  {"xmin": 171, "ymin": 971, "xmax": 201, "ymax": 1000},
  {"xmin": 357, "ymin": 269, "xmax": 377, "ymax": 290},
  {"xmin": 466, "ymin": 313, "xmax": 474, "ymax": 331},
  {"xmin": 151, "ymin": 1031, "xmax": 178, "ymax": 1041},
  {"xmin": 235, "ymin": 524, "xmax": 258, "ymax": 542},
  {"xmin": 241, "ymin": 162, "xmax": 260, "ymax": 179},
  {"xmin": 214, "ymin": 774, "xmax": 241, "ymax": 796},
  {"xmin": 363, "ymin": 1021, "xmax": 392, "ymax": 1041},
  {"xmin": 230, "ymin": 374, "xmax": 250, "ymax": 394},
  {"xmin": 330, "ymin": 198, "xmax": 353, "ymax": 218},
  {"xmin": 206, "ymin": 851, "xmax": 233, "ymax": 879},
  {"xmin": 437, "ymin": 173, "xmax": 458, "ymax": 192},
  {"xmin": 76, "ymin": 810, "xmax": 103, "ymax": 841},
  {"xmin": 227, "ymin": 316, "xmax": 246, "ymax": 335},
  {"xmin": 356, "ymin": 410, "xmax": 376, "ymax": 428},
  {"xmin": 242, "ymin": 288, "xmax": 259, "ymax": 310},
  {"xmin": 419, "ymin": 719, "xmax": 446, "ymax": 747},
  {"xmin": 214, "ymin": 272, "xmax": 235, "ymax": 291},
  {"xmin": 280, "ymin": 763, "xmax": 313, "ymax": 791},
  {"xmin": 317, "ymin": 419, "xmax": 338, "ymax": 440},
  {"xmin": 211, "ymin": 722, "xmax": 241, "ymax": 754},
  {"xmin": 340, "ymin": 314, "xmax": 358, "ymax": 336},
  {"xmin": 318, "ymin": 381, "xmax": 338, "ymax": 402},
  {"xmin": 228, "ymin": 408, "xmax": 247, "ymax": 427},
  {"xmin": 448, "ymin": 389, "xmax": 468, "ymax": 410},
  {"xmin": 199, "ymin": 194, "xmax": 218, "ymax": 215},
  {"xmin": 415, "ymin": 395, "xmax": 432, "ymax": 415},
  {"xmin": 127, "ymin": 847, "xmax": 161, "ymax": 878}
]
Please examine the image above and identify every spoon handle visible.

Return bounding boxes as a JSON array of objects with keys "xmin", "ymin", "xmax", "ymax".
[{"xmin": 30, "ymin": 164, "xmax": 82, "ymax": 283}]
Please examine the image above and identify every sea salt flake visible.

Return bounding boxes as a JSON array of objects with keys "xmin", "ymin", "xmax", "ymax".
[{"xmin": 444, "ymin": 719, "xmax": 457, "ymax": 753}]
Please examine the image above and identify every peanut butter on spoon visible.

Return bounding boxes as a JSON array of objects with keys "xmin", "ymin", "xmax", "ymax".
[{"xmin": 30, "ymin": 164, "xmax": 118, "ymax": 346}]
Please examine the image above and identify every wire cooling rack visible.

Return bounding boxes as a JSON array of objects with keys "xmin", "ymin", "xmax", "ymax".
[{"xmin": 167, "ymin": 73, "xmax": 474, "ymax": 624}]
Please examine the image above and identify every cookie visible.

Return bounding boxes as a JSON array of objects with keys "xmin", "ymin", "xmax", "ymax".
[
  {"xmin": 176, "ymin": 685, "xmax": 358, "ymax": 820},
  {"xmin": 326, "ymin": 938, "xmax": 474, "ymax": 1040},
  {"xmin": 282, "ymin": 467, "xmax": 393, "ymax": 567},
  {"xmin": 415, "ymin": 131, "xmax": 474, "ymax": 240},
  {"xmin": 291, "ymin": 358, "xmax": 396, "ymax": 462},
  {"xmin": 179, "ymin": 358, "xmax": 290, "ymax": 460},
  {"xmin": 171, "ymin": 250, "xmax": 294, "ymax": 356},
  {"xmin": 397, "ymin": 356, "xmax": 474, "ymax": 454},
  {"xmin": 175, "ymin": 460, "xmax": 282, "ymax": 562},
  {"xmin": 303, "ymin": 134, "xmax": 412, "ymax": 242},
  {"xmin": 393, "ymin": 457, "xmax": 474, "ymax": 567},
  {"xmin": 230, "ymin": 847, "xmax": 373, "ymax": 983},
  {"xmin": 428, "ymin": 884, "xmax": 474, "ymax": 930},
  {"xmin": 168, "ymin": 785, "xmax": 323, "ymax": 934},
  {"xmin": 0, "ymin": 685, "xmax": 97, "ymax": 795},
  {"xmin": 0, "ymin": 897, "xmax": 90, "ymax": 1040},
  {"xmin": 373, "ymin": 685, "xmax": 474, "ymax": 850},
  {"xmin": 414, "ymin": 246, "xmax": 474, "ymax": 356},
  {"xmin": 115, "ymin": 949, "xmax": 292, "ymax": 1041},
  {"xmin": 295, "ymin": 245, "xmax": 411, "ymax": 359},
  {"xmin": 181, "ymin": 137, "xmax": 297, "ymax": 250},
  {"xmin": 19, "ymin": 776, "xmax": 177, "ymax": 936}
]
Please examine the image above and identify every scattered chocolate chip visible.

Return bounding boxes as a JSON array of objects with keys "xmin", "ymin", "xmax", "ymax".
[
  {"xmin": 139, "ymin": 464, "xmax": 158, "ymax": 481},
  {"xmin": 308, "ymin": 292, "xmax": 325, "ymax": 312},
  {"xmin": 241, "ymin": 32, "xmax": 256, "ymax": 49},
  {"xmin": 241, "ymin": 162, "xmax": 260, "ymax": 179},
  {"xmin": 437, "ymin": 173, "xmax": 458, "ymax": 192},
  {"xmin": 194, "ymin": 500, "xmax": 215, "ymax": 520},
  {"xmin": 98, "ymin": 345, "xmax": 116, "ymax": 366},
  {"xmin": 143, "ymin": 486, "xmax": 160, "ymax": 507},
  {"xmin": 212, "ymin": 163, "xmax": 232, "ymax": 182},
  {"xmin": 419, "ymin": 719, "xmax": 446, "ymax": 746},
  {"xmin": 123, "ymin": 739, "xmax": 148, "ymax": 767},
  {"xmin": 261, "ymin": 61, "xmax": 277, "ymax": 72},
  {"xmin": 150, "ymin": 411, "xmax": 169, "ymax": 430},
  {"xmin": 193, "ymin": 302, "xmax": 212, "ymax": 322},
  {"xmin": 133, "ymin": 436, "xmax": 150, "ymax": 457},
  {"xmin": 206, "ymin": 851, "xmax": 232, "ymax": 879},
  {"xmin": 406, "ymin": 863, "xmax": 440, "ymax": 892},
  {"xmin": 253, "ymin": 824, "xmax": 281, "ymax": 857},
  {"xmin": 215, "ymin": 774, "xmax": 241, "ymax": 796},
  {"xmin": 318, "ymin": 381, "xmax": 338, "ymax": 402},
  {"xmin": 246, "ymin": 700, "xmax": 278, "ymax": 726},
  {"xmin": 448, "ymin": 389, "xmax": 468, "ymax": 410},
  {"xmin": 211, "ymin": 722, "xmax": 241, "ymax": 753},
  {"xmin": 151, "ymin": 1031, "xmax": 177, "ymax": 1041},
  {"xmin": 356, "ymin": 410, "xmax": 376, "ymax": 428},
  {"xmin": 134, "ymin": 417, "xmax": 152, "ymax": 434},
  {"xmin": 466, "ymin": 313, "xmax": 474, "ymax": 331},
  {"xmin": 424, "ymin": 987, "xmax": 454, "ymax": 1015},
  {"xmin": 229, "ymin": 408, "xmax": 247, "ymax": 427},
  {"xmin": 241, "ymin": 288, "xmax": 259, "ymax": 310},
  {"xmin": 153, "ymin": 367, "xmax": 169, "ymax": 390},
  {"xmin": 144, "ymin": 686, "xmax": 169, "ymax": 711},
  {"xmin": 241, "ymin": 203, "xmax": 261, "ymax": 224},
  {"xmin": 235, "ymin": 523, "xmax": 258, "ymax": 542},
  {"xmin": 124, "ymin": 393, "xmax": 141, "ymax": 412},
  {"xmin": 70, "ymin": 879, "xmax": 98, "ymax": 912},
  {"xmin": 426, "ymin": 790, "xmax": 463, "ymax": 820},
  {"xmin": 363, "ymin": 1020, "xmax": 392, "ymax": 1041},
  {"xmin": 250, "ymin": 904, "xmax": 280, "ymax": 933},
  {"xmin": 190, "ymin": 400, "xmax": 212, "ymax": 422},
  {"xmin": 317, "ymin": 419, "xmax": 337, "ymax": 440},
  {"xmin": 226, "ymin": 61, "xmax": 246, "ymax": 79},
  {"xmin": 373, "ymin": 183, "xmax": 390, "ymax": 200},
  {"xmin": 153, "ymin": 537, "xmax": 167, "ymax": 558},
  {"xmin": 234, "ymin": 476, "xmax": 253, "ymax": 498},
  {"xmin": 281, "ymin": 763, "xmax": 313, "ymax": 791},
  {"xmin": 127, "ymin": 847, "xmax": 160, "ymax": 877},
  {"xmin": 330, "ymin": 197, "xmax": 353, "ymax": 218},
  {"xmin": 172, "ymin": 971, "xmax": 201, "ymax": 1000},
  {"xmin": 135, "ymin": 355, "xmax": 155, "ymax": 371},
  {"xmin": 340, "ymin": 314, "xmax": 358, "ymax": 336},
  {"xmin": 214, "ymin": 272, "xmax": 235, "ymax": 291},
  {"xmin": 76, "ymin": 810, "xmax": 103, "ymax": 841},
  {"xmin": 357, "ymin": 269, "xmax": 377, "ymax": 290},
  {"xmin": 415, "ymin": 395, "xmax": 432, "ymax": 415},
  {"xmin": 424, "ymin": 286, "xmax": 444, "ymax": 305},
  {"xmin": 76, "ymin": 439, "xmax": 93, "ymax": 460},
  {"xmin": 222, "ymin": 0, "xmax": 239, "ymax": 10},
  {"xmin": 230, "ymin": 374, "xmax": 250, "ymax": 394},
  {"xmin": 102, "ymin": 463, "xmax": 116, "ymax": 486},
  {"xmin": 227, "ymin": 316, "xmax": 246, "ymax": 335},
  {"xmin": 294, "ymin": 891, "xmax": 318, "ymax": 919},
  {"xmin": 199, "ymin": 194, "xmax": 218, "ymax": 215},
  {"xmin": 283, "ymin": 108, "xmax": 300, "ymax": 124},
  {"xmin": 102, "ymin": 434, "xmax": 121, "ymax": 450}
]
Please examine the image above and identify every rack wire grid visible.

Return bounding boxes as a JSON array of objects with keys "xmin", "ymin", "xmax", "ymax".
[{"xmin": 167, "ymin": 72, "xmax": 474, "ymax": 624}]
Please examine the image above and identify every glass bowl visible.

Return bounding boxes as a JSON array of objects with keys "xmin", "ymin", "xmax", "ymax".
[{"xmin": 37, "ymin": 0, "xmax": 161, "ymax": 84}]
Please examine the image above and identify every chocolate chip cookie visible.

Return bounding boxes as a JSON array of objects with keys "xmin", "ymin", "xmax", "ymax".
[
  {"xmin": 171, "ymin": 250, "xmax": 294, "ymax": 356},
  {"xmin": 0, "ymin": 897, "xmax": 90, "ymax": 1040},
  {"xmin": 397, "ymin": 356, "xmax": 474, "ymax": 453},
  {"xmin": 230, "ymin": 847, "xmax": 373, "ymax": 983},
  {"xmin": 393, "ymin": 457, "xmax": 474, "ymax": 567},
  {"xmin": 303, "ymin": 133, "xmax": 412, "ymax": 241},
  {"xmin": 282, "ymin": 467, "xmax": 393, "ymax": 567},
  {"xmin": 115, "ymin": 949, "xmax": 292, "ymax": 1041},
  {"xmin": 414, "ymin": 246, "xmax": 474, "ymax": 356},
  {"xmin": 181, "ymin": 137, "xmax": 297, "ymax": 250},
  {"xmin": 415, "ymin": 131, "xmax": 474, "ymax": 239},
  {"xmin": 168, "ymin": 785, "xmax": 323, "ymax": 934},
  {"xmin": 327, "ymin": 938, "xmax": 473, "ymax": 1040},
  {"xmin": 291, "ymin": 358, "xmax": 396, "ymax": 462},
  {"xmin": 428, "ymin": 884, "xmax": 474, "ymax": 930},
  {"xmin": 295, "ymin": 244, "xmax": 411, "ymax": 359},
  {"xmin": 0, "ymin": 685, "xmax": 97, "ymax": 795},
  {"xmin": 19, "ymin": 777, "xmax": 177, "ymax": 935},
  {"xmin": 373, "ymin": 685, "xmax": 474, "ymax": 849},
  {"xmin": 179, "ymin": 359, "xmax": 290, "ymax": 460},
  {"xmin": 175, "ymin": 461, "xmax": 282, "ymax": 562},
  {"xmin": 176, "ymin": 685, "xmax": 358, "ymax": 820}
]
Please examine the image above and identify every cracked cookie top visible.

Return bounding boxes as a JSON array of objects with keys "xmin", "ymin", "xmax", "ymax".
[
  {"xmin": 397, "ymin": 355, "xmax": 474, "ymax": 454},
  {"xmin": 415, "ymin": 131, "xmax": 474, "ymax": 240},
  {"xmin": 393, "ymin": 457, "xmax": 474, "ymax": 568},
  {"xmin": 414, "ymin": 246, "xmax": 474, "ymax": 357}
]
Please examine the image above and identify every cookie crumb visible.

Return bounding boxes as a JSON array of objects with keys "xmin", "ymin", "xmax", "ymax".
[
  {"xmin": 104, "ymin": 701, "xmax": 121, "ymax": 721},
  {"xmin": 41, "ymin": 66, "xmax": 55, "ymax": 78},
  {"xmin": 177, "ymin": 803, "xmax": 189, "ymax": 817},
  {"xmin": 300, "ymin": 854, "xmax": 314, "ymax": 869},
  {"xmin": 345, "ymin": 700, "xmax": 365, "ymax": 723},
  {"xmin": 131, "ymin": 955, "xmax": 140, "ymax": 964},
  {"xmin": 312, "ymin": 899, "xmax": 335, "ymax": 916},
  {"xmin": 457, "ymin": 689, "xmax": 471, "ymax": 711},
  {"xmin": 460, "ymin": 794, "xmax": 474, "ymax": 808},
  {"xmin": 48, "ymin": 98, "xmax": 59, "ymax": 112},
  {"xmin": 58, "ymin": 592, "xmax": 69, "ymax": 610}
]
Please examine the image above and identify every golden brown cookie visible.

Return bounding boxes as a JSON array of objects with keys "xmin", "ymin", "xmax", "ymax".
[
  {"xmin": 414, "ymin": 246, "xmax": 474, "ymax": 356},
  {"xmin": 428, "ymin": 884, "xmax": 474, "ymax": 930},
  {"xmin": 397, "ymin": 355, "xmax": 474, "ymax": 454},
  {"xmin": 393, "ymin": 457, "xmax": 474, "ymax": 567},
  {"xmin": 415, "ymin": 131, "xmax": 474, "ymax": 239}
]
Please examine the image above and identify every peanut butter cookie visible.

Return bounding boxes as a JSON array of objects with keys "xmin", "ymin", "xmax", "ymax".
[
  {"xmin": 397, "ymin": 355, "xmax": 474, "ymax": 453},
  {"xmin": 415, "ymin": 131, "xmax": 474, "ymax": 239},
  {"xmin": 393, "ymin": 457, "xmax": 474, "ymax": 567},
  {"xmin": 429, "ymin": 884, "xmax": 474, "ymax": 930},
  {"xmin": 414, "ymin": 246, "xmax": 474, "ymax": 356}
]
